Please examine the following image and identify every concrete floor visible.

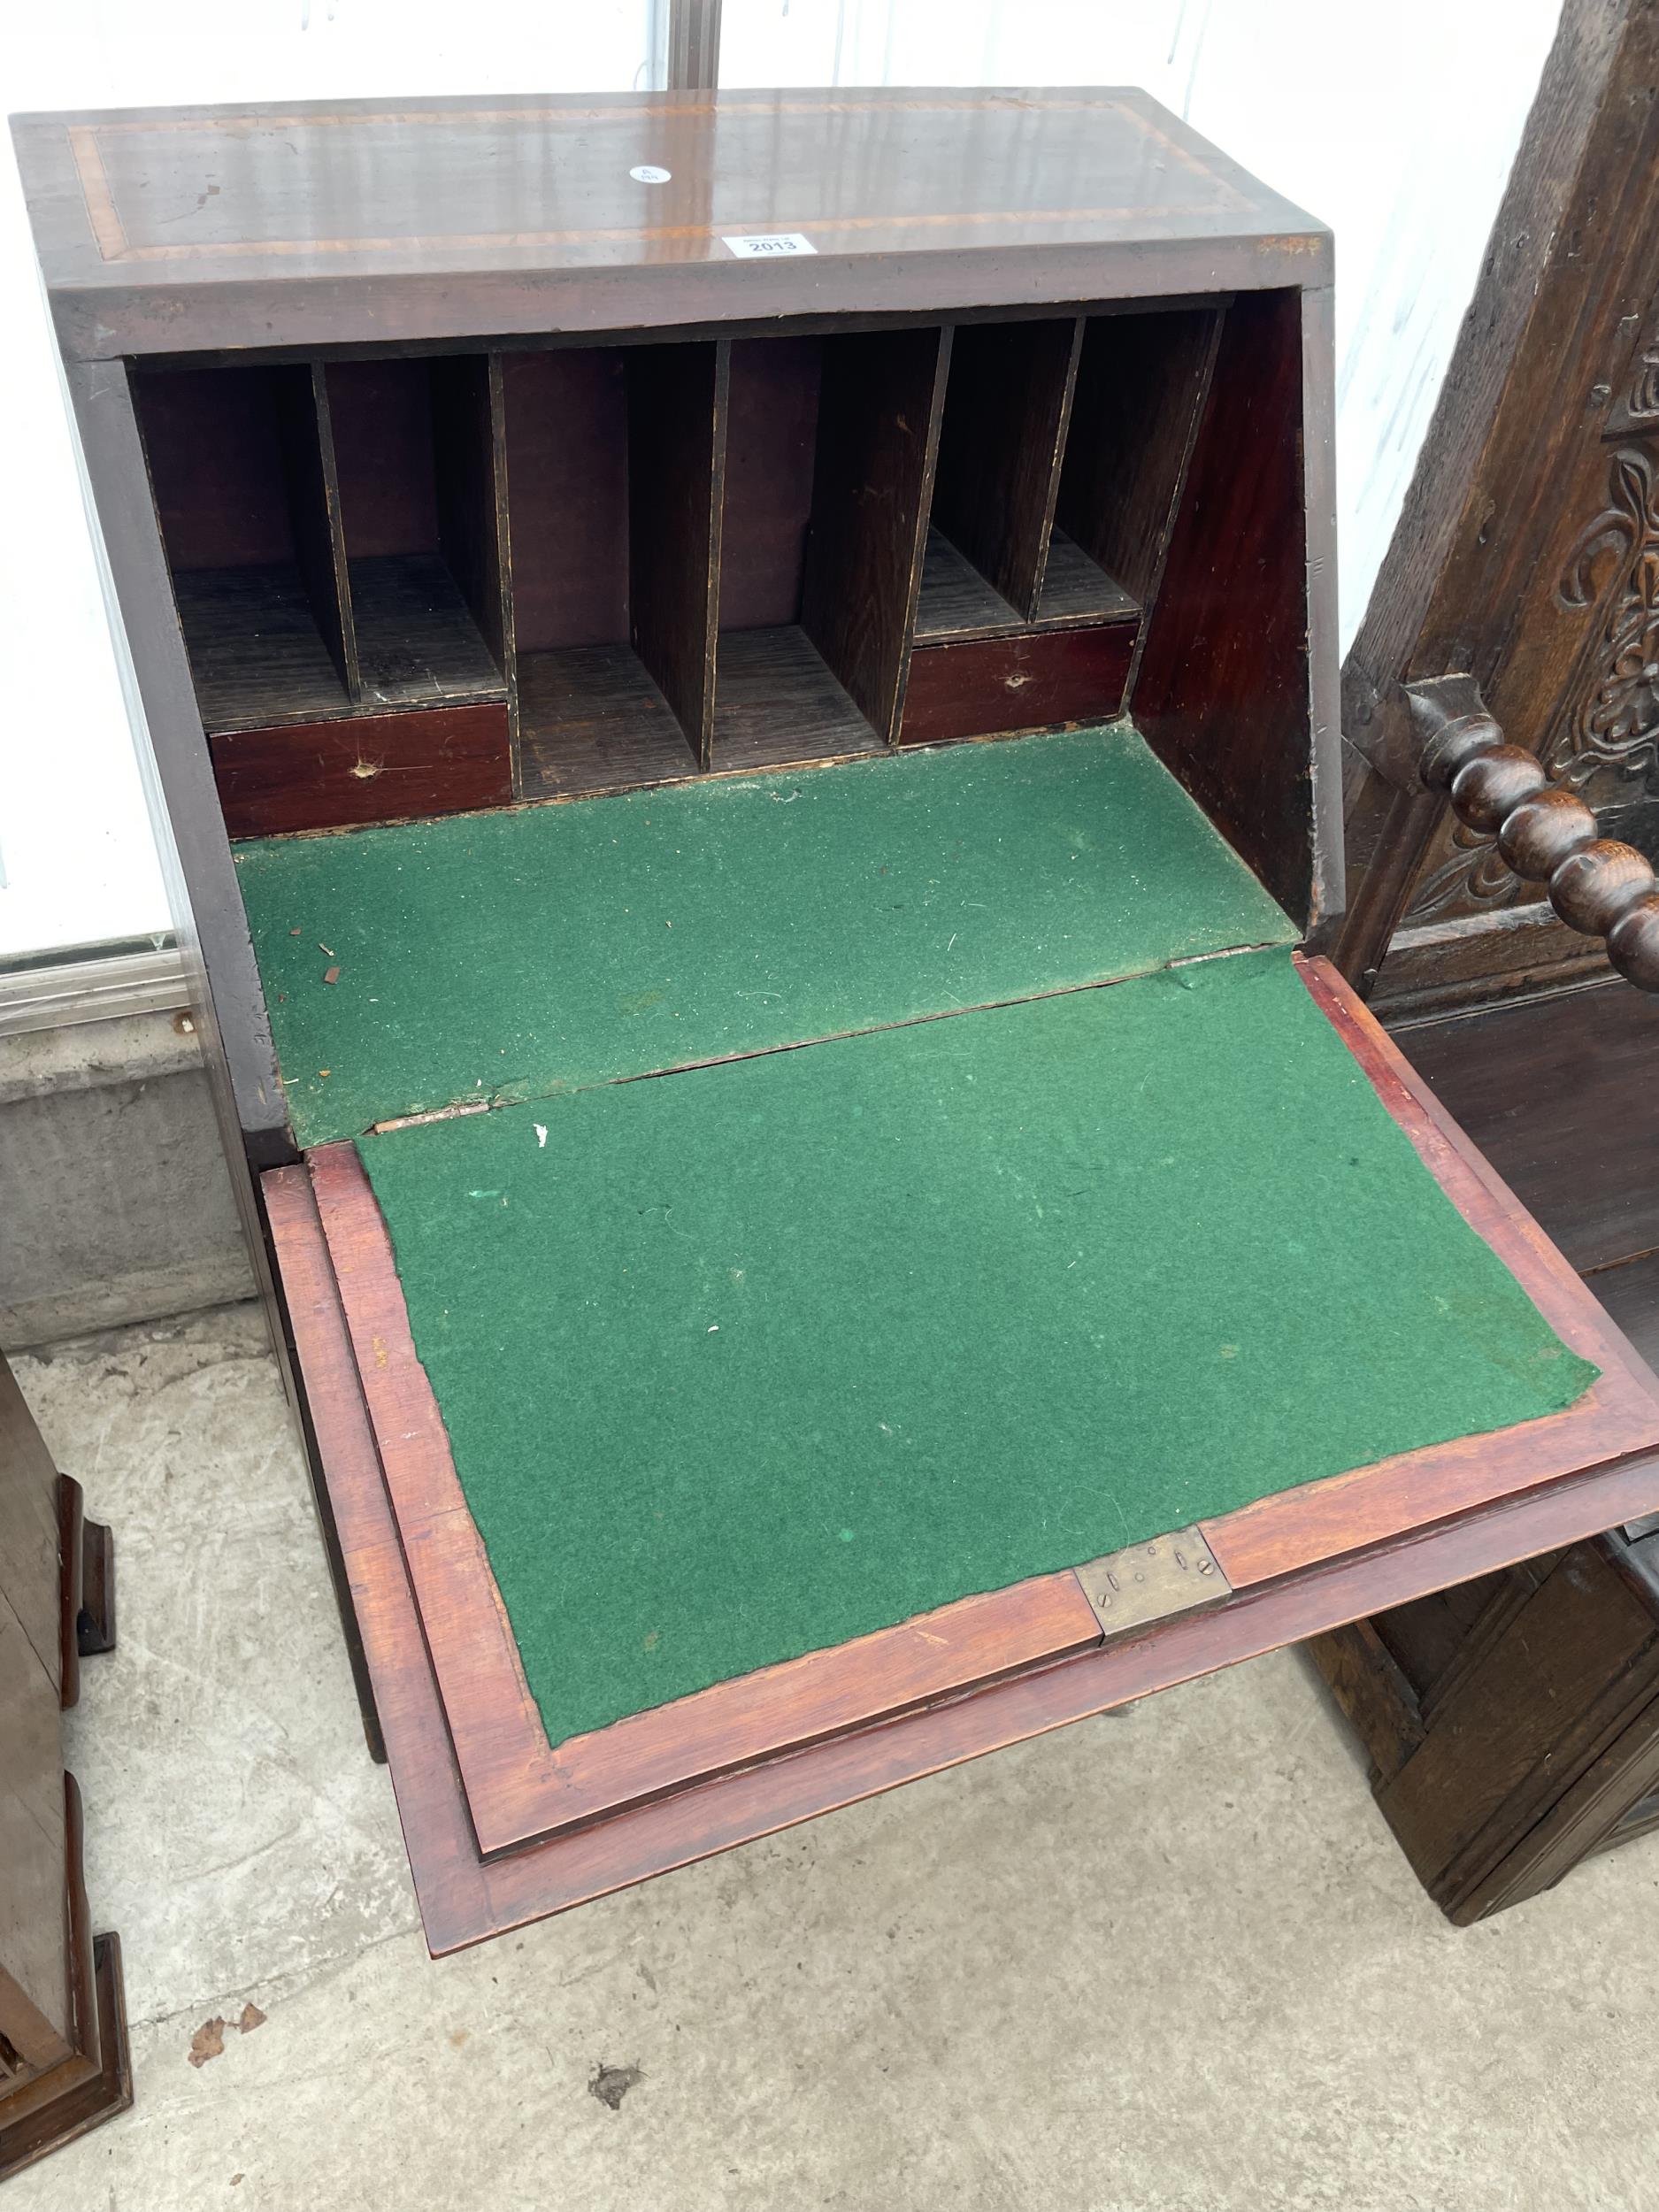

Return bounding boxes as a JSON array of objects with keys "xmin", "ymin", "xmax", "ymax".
[{"xmin": 10, "ymin": 1305, "xmax": 1659, "ymax": 2212}]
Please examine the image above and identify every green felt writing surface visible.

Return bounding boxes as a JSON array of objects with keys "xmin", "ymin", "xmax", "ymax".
[
  {"xmin": 235, "ymin": 724, "xmax": 1294, "ymax": 1145},
  {"xmin": 357, "ymin": 949, "xmax": 1597, "ymax": 1751}
]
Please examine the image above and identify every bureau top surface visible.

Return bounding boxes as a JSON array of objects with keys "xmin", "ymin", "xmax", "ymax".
[{"xmin": 12, "ymin": 87, "xmax": 1328, "ymax": 358}]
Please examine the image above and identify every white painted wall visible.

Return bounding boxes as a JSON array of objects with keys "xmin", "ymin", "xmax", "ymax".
[{"xmin": 0, "ymin": 1, "xmax": 1563, "ymax": 961}]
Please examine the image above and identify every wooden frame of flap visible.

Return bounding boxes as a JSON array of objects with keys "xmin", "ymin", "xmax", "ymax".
[{"xmin": 262, "ymin": 956, "xmax": 1659, "ymax": 1949}]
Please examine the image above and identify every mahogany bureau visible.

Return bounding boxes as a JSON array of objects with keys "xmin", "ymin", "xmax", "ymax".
[{"xmin": 16, "ymin": 88, "xmax": 1659, "ymax": 1953}]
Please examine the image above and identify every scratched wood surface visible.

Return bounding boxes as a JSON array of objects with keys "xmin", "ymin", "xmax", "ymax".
[
  {"xmin": 13, "ymin": 89, "xmax": 1329, "ymax": 360},
  {"xmin": 897, "ymin": 622, "xmax": 1137, "ymax": 746},
  {"xmin": 210, "ymin": 703, "xmax": 512, "ymax": 839}
]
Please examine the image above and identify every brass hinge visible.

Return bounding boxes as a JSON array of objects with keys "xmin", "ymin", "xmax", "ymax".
[{"xmin": 1076, "ymin": 1527, "xmax": 1232, "ymax": 1639}]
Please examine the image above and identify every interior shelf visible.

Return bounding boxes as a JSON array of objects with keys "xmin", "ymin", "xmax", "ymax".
[
  {"xmin": 711, "ymin": 627, "xmax": 885, "ymax": 771},
  {"xmin": 928, "ymin": 315, "xmax": 1081, "ymax": 621},
  {"xmin": 325, "ymin": 355, "xmax": 511, "ymax": 709},
  {"xmin": 1053, "ymin": 307, "xmax": 1225, "ymax": 614},
  {"xmin": 137, "ymin": 360, "xmax": 356, "ymax": 733},
  {"xmin": 500, "ymin": 343, "xmax": 723, "ymax": 789},
  {"xmin": 1040, "ymin": 533, "xmax": 1141, "ymax": 627},
  {"xmin": 173, "ymin": 564, "xmax": 353, "ymax": 732},
  {"xmin": 349, "ymin": 553, "xmax": 506, "ymax": 710},
  {"xmin": 916, "ymin": 305, "xmax": 1215, "ymax": 659},
  {"xmin": 709, "ymin": 327, "xmax": 945, "ymax": 771},
  {"xmin": 516, "ymin": 644, "xmax": 696, "ymax": 800},
  {"xmin": 143, "ymin": 297, "xmax": 1233, "ymax": 832},
  {"xmin": 914, "ymin": 527, "xmax": 1139, "ymax": 645},
  {"xmin": 138, "ymin": 353, "xmax": 510, "ymax": 740}
]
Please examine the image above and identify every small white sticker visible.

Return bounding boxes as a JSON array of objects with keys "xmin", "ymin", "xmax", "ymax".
[
  {"xmin": 630, "ymin": 165, "xmax": 672, "ymax": 184},
  {"xmin": 722, "ymin": 232, "xmax": 817, "ymax": 259}
]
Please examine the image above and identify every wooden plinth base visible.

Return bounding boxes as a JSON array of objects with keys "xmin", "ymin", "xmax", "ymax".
[
  {"xmin": 0, "ymin": 1932, "xmax": 132, "ymax": 2181},
  {"xmin": 0, "ymin": 1932, "xmax": 132, "ymax": 2180},
  {"xmin": 0, "ymin": 1781, "xmax": 133, "ymax": 2187}
]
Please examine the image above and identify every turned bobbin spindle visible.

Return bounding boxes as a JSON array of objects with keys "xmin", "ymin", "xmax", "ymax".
[{"xmin": 1415, "ymin": 710, "xmax": 1659, "ymax": 993}]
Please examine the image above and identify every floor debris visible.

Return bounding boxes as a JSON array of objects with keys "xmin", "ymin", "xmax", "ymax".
[{"xmin": 588, "ymin": 2062, "xmax": 643, "ymax": 2111}]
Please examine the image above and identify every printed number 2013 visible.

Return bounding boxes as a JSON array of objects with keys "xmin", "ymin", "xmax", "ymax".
[{"xmin": 722, "ymin": 233, "xmax": 818, "ymax": 259}]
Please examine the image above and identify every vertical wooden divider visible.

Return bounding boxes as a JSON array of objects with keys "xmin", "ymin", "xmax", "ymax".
[
  {"xmin": 1056, "ymin": 307, "xmax": 1224, "ymax": 624},
  {"xmin": 431, "ymin": 354, "xmax": 518, "ymax": 724},
  {"xmin": 626, "ymin": 340, "xmax": 730, "ymax": 770},
  {"xmin": 1131, "ymin": 291, "xmax": 1314, "ymax": 926},
  {"xmin": 277, "ymin": 360, "xmax": 359, "ymax": 699},
  {"xmin": 930, "ymin": 318, "xmax": 1084, "ymax": 620},
  {"xmin": 801, "ymin": 325, "xmax": 952, "ymax": 746},
  {"xmin": 485, "ymin": 357, "xmax": 520, "ymax": 790}
]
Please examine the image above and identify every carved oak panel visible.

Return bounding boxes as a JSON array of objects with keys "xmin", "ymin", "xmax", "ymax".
[{"xmin": 1403, "ymin": 336, "xmax": 1659, "ymax": 929}]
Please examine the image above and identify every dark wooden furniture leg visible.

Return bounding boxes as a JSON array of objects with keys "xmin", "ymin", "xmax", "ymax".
[
  {"xmin": 1308, "ymin": 987, "xmax": 1659, "ymax": 1921},
  {"xmin": 1308, "ymin": 1520, "xmax": 1659, "ymax": 1922},
  {"xmin": 76, "ymin": 1513, "xmax": 116, "ymax": 1660},
  {"xmin": 0, "ymin": 1783, "xmax": 134, "ymax": 2182},
  {"xmin": 1, "ymin": 1358, "xmax": 130, "ymax": 2172},
  {"xmin": 56, "ymin": 1477, "xmax": 117, "ymax": 1709}
]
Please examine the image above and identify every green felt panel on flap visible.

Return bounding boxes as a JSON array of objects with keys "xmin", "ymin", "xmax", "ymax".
[
  {"xmin": 235, "ymin": 724, "xmax": 1294, "ymax": 1145},
  {"xmin": 357, "ymin": 948, "xmax": 1597, "ymax": 1752}
]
